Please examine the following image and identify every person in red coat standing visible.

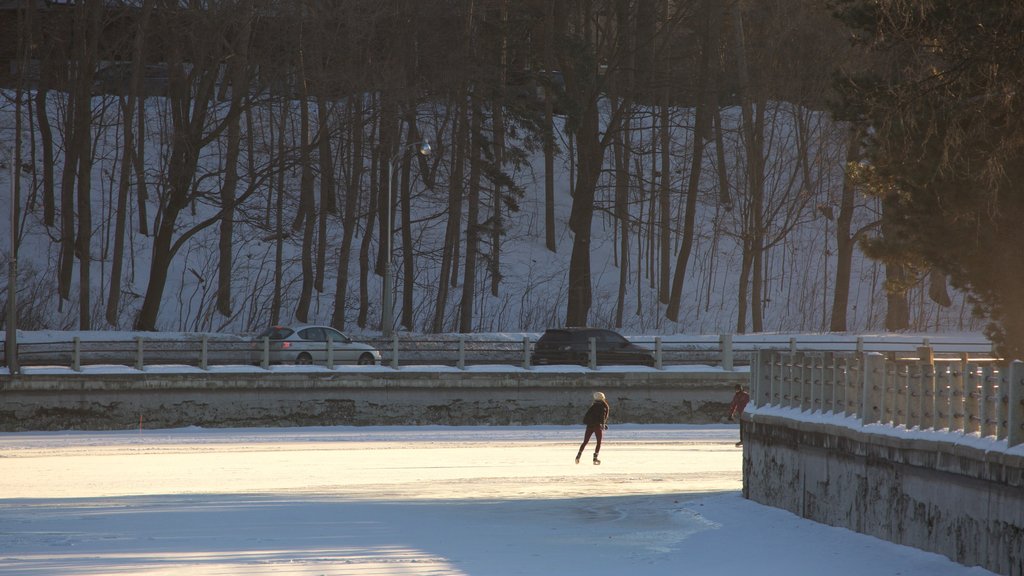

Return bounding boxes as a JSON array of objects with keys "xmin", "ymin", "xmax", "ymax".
[
  {"xmin": 576, "ymin": 392, "xmax": 609, "ymax": 465},
  {"xmin": 728, "ymin": 384, "xmax": 750, "ymax": 447}
]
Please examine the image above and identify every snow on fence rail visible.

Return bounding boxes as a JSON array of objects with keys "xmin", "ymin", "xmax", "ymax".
[{"xmin": 750, "ymin": 347, "xmax": 1024, "ymax": 447}]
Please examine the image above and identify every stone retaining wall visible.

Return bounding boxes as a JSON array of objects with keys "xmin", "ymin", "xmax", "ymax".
[
  {"xmin": 0, "ymin": 369, "xmax": 746, "ymax": 431},
  {"xmin": 742, "ymin": 412, "xmax": 1023, "ymax": 576}
]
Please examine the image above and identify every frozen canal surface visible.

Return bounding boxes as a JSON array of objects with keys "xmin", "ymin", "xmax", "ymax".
[{"xmin": 0, "ymin": 425, "xmax": 995, "ymax": 575}]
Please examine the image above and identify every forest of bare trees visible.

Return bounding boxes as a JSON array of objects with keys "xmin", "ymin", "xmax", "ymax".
[{"xmin": 0, "ymin": 0, "xmax": 982, "ymax": 336}]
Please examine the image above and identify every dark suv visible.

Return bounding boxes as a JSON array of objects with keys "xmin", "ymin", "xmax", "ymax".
[{"xmin": 532, "ymin": 328, "xmax": 655, "ymax": 367}]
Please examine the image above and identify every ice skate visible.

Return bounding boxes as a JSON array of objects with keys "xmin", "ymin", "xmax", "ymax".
[
  {"xmin": 593, "ymin": 454, "xmax": 601, "ymax": 465},
  {"xmin": 575, "ymin": 452, "xmax": 581, "ymax": 464}
]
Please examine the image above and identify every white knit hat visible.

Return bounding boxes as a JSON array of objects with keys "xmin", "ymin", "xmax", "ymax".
[{"xmin": 593, "ymin": 391, "xmax": 605, "ymax": 401}]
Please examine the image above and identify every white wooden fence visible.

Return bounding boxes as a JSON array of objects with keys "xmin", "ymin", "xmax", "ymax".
[{"xmin": 751, "ymin": 346, "xmax": 1024, "ymax": 448}]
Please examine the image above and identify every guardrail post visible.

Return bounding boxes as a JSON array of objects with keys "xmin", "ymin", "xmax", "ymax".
[
  {"xmin": 260, "ymin": 336, "xmax": 269, "ymax": 370},
  {"xmin": 326, "ymin": 335, "xmax": 335, "ymax": 369},
  {"xmin": 72, "ymin": 336, "xmax": 81, "ymax": 372},
  {"xmin": 200, "ymin": 335, "xmax": 208, "ymax": 370},
  {"xmin": 655, "ymin": 337, "xmax": 663, "ymax": 370},
  {"xmin": 522, "ymin": 336, "xmax": 531, "ymax": 370},
  {"xmin": 391, "ymin": 334, "xmax": 399, "ymax": 369},
  {"xmin": 135, "ymin": 336, "xmax": 144, "ymax": 371},
  {"xmin": 720, "ymin": 334, "xmax": 733, "ymax": 371},
  {"xmin": 861, "ymin": 352, "xmax": 883, "ymax": 425},
  {"xmin": 457, "ymin": 337, "xmax": 465, "ymax": 370},
  {"xmin": 1008, "ymin": 360, "xmax": 1023, "ymax": 447},
  {"xmin": 588, "ymin": 337, "xmax": 597, "ymax": 370}
]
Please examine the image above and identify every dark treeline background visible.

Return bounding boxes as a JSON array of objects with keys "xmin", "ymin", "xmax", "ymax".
[{"xmin": 0, "ymin": 0, "xmax": 982, "ymax": 336}]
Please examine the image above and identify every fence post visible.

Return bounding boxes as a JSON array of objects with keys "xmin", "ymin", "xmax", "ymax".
[
  {"xmin": 823, "ymin": 352, "xmax": 836, "ymax": 414},
  {"xmin": 964, "ymin": 363, "xmax": 980, "ymax": 435},
  {"xmin": 260, "ymin": 336, "xmax": 269, "ymax": 370},
  {"xmin": 798, "ymin": 352, "xmax": 810, "ymax": 411},
  {"xmin": 916, "ymin": 346, "xmax": 932, "ymax": 430},
  {"xmin": 748, "ymin": 349, "xmax": 759, "ymax": 406},
  {"xmin": 326, "ymin": 335, "xmax": 334, "ymax": 370},
  {"xmin": 981, "ymin": 365, "xmax": 995, "ymax": 438},
  {"xmin": 135, "ymin": 336, "xmax": 144, "ymax": 371},
  {"xmin": 655, "ymin": 337, "xmax": 663, "ymax": 370},
  {"xmin": 779, "ymin": 352, "xmax": 792, "ymax": 408},
  {"xmin": 720, "ymin": 334, "xmax": 733, "ymax": 371},
  {"xmin": 391, "ymin": 334, "xmax": 399, "ymax": 369},
  {"xmin": 458, "ymin": 337, "xmax": 465, "ymax": 370},
  {"xmin": 588, "ymin": 337, "xmax": 597, "ymax": 370},
  {"xmin": 754, "ymin": 349, "xmax": 772, "ymax": 407},
  {"xmin": 200, "ymin": 335, "xmax": 208, "ymax": 370},
  {"xmin": 1008, "ymin": 360, "xmax": 1023, "ymax": 447},
  {"xmin": 72, "ymin": 336, "xmax": 81, "ymax": 372},
  {"xmin": 861, "ymin": 352, "xmax": 884, "ymax": 425},
  {"xmin": 806, "ymin": 353, "xmax": 817, "ymax": 413},
  {"xmin": 522, "ymin": 336, "xmax": 531, "ymax": 370},
  {"xmin": 952, "ymin": 354, "xmax": 967, "ymax": 433}
]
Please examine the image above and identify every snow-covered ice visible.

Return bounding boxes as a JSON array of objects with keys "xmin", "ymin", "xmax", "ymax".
[{"xmin": 0, "ymin": 425, "xmax": 996, "ymax": 575}]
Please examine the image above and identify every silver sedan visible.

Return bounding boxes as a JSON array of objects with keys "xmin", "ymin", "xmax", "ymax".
[{"xmin": 252, "ymin": 325, "xmax": 381, "ymax": 366}]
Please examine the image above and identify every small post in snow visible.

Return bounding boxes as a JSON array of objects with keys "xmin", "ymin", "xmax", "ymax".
[
  {"xmin": 655, "ymin": 337, "xmax": 663, "ymax": 370},
  {"xmin": 200, "ymin": 335, "xmax": 208, "ymax": 370},
  {"xmin": 588, "ymin": 337, "xmax": 597, "ymax": 370},
  {"xmin": 135, "ymin": 336, "xmax": 144, "ymax": 371},
  {"xmin": 72, "ymin": 336, "xmax": 81, "ymax": 372},
  {"xmin": 457, "ymin": 337, "xmax": 465, "ymax": 370},
  {"xmin": 522, "ymin": 336, "xmax": 531, "ymax": 370},
  {"xmin": 391, "ymin": 334, "xmax": 399, "ymax": 369}
]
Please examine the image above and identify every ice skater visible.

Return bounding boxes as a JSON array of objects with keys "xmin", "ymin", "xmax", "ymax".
[
  {"xmin": 728, "ymin": 384, "xmax": 750, "ymax": 447},
  {"xmin": 576, "ymin": 391, "xmax": 609, "ymax": 465}
]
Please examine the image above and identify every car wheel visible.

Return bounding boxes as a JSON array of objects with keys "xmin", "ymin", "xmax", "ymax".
[
  {"xmin": 358, "ymin": 353, "xmax": 375, "ymax": 366},
  {"xmin": 296, "ymin": 353, "xmax": 313, "ymax": 365}
]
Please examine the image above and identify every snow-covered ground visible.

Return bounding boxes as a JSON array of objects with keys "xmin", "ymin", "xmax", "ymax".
[{"xmin": 0, "ymin": 425, "xmax": 995, "ymax": 575}]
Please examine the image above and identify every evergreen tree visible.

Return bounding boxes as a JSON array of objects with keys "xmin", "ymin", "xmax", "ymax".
[{"xmin": 832, "ymin": 0, "xmax": 1024, "ymax": 357}]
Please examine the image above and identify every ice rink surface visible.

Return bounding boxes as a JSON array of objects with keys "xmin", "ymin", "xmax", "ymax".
[{"xmin": 0, "ymin": 425, "xmax": 995, "ymax": 575}]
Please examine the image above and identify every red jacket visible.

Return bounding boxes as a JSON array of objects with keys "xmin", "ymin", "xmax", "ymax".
[{"xmin": 729, "ymin": 390, "xmax": 749, "ymax": 418}]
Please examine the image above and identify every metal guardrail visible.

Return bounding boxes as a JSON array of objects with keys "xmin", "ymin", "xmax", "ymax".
[
  {"xmin": 750, "ymin": 347, "xmax": 1024, "ymax": 447},
  {"xmin": 1, "ymin": 332, "xmax": 994, "ymax": 373}
]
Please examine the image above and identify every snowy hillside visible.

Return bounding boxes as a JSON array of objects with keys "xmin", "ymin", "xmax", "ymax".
[{"xmin": 0, "ymin": 91, "xmax": 983, "ymax": 337}]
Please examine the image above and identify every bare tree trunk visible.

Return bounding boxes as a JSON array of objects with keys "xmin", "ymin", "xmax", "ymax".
[
  {"xmin": 829, "ymin": 125, "xmax": 862, "ymax": 331},
  {"xmin": 730, "ymin": 3, "xmax": 766, "ymax": 333},
  {"xmin": 108, "ymin": 0, "xmax": 157, "ymax": 327},
  {"xmin": 316, "ymin": 97, "xmax": 335, "ymax": 294},
  {"xmin": 658, "ymin": 103, "xmax": 671, "ymax": 304},
  {"xmin": 295, "ymin": 82, "xmax": 315, "ymax": 322},
  {"xmin": 270, "ymin": 100, "xmax": 287, "ymax": 326},
  {"xmin": 331, "ymin": 98, "xmax": 363, "ymax": 330},
  {"xmin": 432, "ymin": 100, "xmax": 465, "ymax": 333},
  {"xmin": 217, "ymin": 0, "xmax": 250, "ymax": 319},
  {"xmin": 459, "ymin": 98, "xmax": 482, "ymax": 333},
  {"xmin": 613, "ymin": 115, "xmax": 631, "ymax": 328},
  {"xmin": 543, "ymin": 0, "xmax": 557, "ymax": 253},
  {"xmin": 666, "ymin": 0, "xmax": 718, "ymax": 323}
]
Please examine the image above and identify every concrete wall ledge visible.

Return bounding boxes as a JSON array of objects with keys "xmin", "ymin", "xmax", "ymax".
[
  {"xmin": 0, "ymin": 368, "xmax": 747, "ymax": 431},
  {"xmin": 743, "ymin": 411, "xmax": 1024, "ymax": 575}
]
